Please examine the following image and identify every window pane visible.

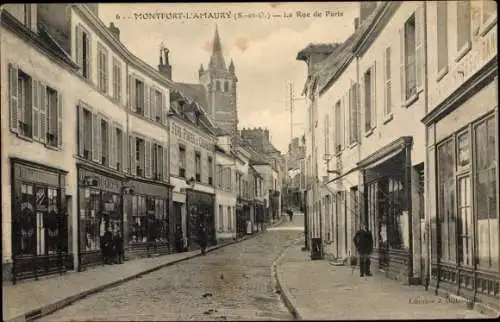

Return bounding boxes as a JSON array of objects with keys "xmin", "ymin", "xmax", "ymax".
[
  {"xmin": 457, "ymin": 132, "xmax": 470, "ymax": 167},
  {"xmin": 438, "ymin": 139, "xmax": 456, "ymax": 262}
]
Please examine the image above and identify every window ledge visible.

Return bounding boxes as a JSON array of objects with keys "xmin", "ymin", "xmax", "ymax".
[
  {"xmin": 364, "ymin": 128, "xmax": 374, "ymax": 138},
  {"xmin": 383, "ymin": 113, "xmax": 394, "ymax": 124},
  {"xmin": 455, "ymin": 42, "xmax": 472, "ymax": 63},
  {"xmin": 479, "ymin": 16, "xmax": 497, "ymax": 37},
  {"xmin": 45, "ymin": 144, "xmax": 61, "ymax": 151},
  {"xmin": 436, "ymin": 66, "xmax": 449, "ymax": 82},
  {"xmin": 403, "ymin": 92, "xmax": 419, "ymax": 108},
  {"xmin": 16, "ymin": 133, "xmax": 34, "ymax": 143},
  {"xmin": 348, "ymin": 142, "xmax": 358, "ymax": 149}
]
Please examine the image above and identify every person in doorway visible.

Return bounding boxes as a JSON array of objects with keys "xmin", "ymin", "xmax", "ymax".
[
  {"xmin": 113, "ymin": 228, "xmax": 124, "ymax": 264},
  {"xmin": 198, "ymin": 222, "xmax": 208, "ymax": 255},
  {"xmin": 102, "ymin": 225, "xmax": 113, "ymax": 265},
  {"xmin": 175, "ymin": 225, "xmax": 184, "ymax": 253},
  {"xmin": 353, "ymin": 224, "xmax": 374, "ymax": 277}
]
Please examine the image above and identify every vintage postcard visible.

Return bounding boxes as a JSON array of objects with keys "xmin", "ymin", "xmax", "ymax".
[{"xmin": 1, "ymin": 2, "xmax": 498, "ymax": 321}]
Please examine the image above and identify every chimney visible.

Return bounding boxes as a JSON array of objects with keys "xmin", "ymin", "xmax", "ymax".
[
  {"xmin": 108, "ymin": 22, "xmax": 120, "ymax": 40},
  {"xmin": 158, "ymin": 46, "xmax": 172, "ymax": 80},
  {"xmin": 354, "ymin": 17, "xmax": 360, "ymax": 30}
]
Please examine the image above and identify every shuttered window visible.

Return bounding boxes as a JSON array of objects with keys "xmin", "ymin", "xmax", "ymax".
[
  {"xmin": 436, "ymin": 2, "xmax": 449, "ymax": 76},
  {"xmin": 97, "ymin": 44, "xmax": 108, "ymax": 93},
  {"xmin": 112, "ymin": 58, "xmax": 121, "ymax": 102},
  {"xmin": 75, "ymin": 25, "xmax": 91, "ymax": 80},
  {"xmin": 384, "ymin": 47, "xmax": 392, "ymax": 116}
]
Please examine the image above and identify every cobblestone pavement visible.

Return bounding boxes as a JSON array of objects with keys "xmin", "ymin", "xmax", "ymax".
[
  {"xmin": 39, "ymin": 216, "xmax": 304, "ymax": 321},
  {"xmin": 277, "ymin": 241, "xmax": 489, "ymax": 320}
]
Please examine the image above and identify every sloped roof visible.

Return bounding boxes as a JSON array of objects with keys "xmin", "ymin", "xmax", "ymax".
[
  {"xmin": 174, "ymin": 82, "xmax": 209, "ymax": 111},
  {"xmin": 305, "ymin": 3, "xmax": 388, "ymax": 96},
  {"xmin": 296, "ymin": 43, "xmax": 340, "ymax": 61}
]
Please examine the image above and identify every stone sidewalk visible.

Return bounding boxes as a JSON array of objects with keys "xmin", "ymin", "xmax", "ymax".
[
  {"xmin": 276, "ymin": 241, "xmax": 491, "ymax": 320},
  {"xmin": 3, "ymin": 220, "xmax": 284, "ymax": 322}
]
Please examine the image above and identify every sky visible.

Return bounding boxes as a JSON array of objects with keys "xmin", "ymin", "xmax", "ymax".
[{"xmin": 99, "ymin": 2, "xmax": 359, "ymax": 154}]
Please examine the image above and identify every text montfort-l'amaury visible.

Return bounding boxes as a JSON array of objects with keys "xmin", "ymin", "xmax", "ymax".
[{"xmin": 131, "ymin": 12, "xmax": 233, "ymax": 20}]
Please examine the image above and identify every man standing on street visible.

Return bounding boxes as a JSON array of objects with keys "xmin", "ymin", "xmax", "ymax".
[{"xmin": 353, "ymin": 224, "xmax": 373, "ymax": 277}]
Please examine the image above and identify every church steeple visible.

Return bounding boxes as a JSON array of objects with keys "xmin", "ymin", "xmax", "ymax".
[{"xmin": 208, "ymin": 25, "xmax": 226, "ymax": 70}]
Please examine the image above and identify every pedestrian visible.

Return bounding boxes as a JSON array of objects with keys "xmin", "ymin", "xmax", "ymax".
[
  {"xmin": 113, "ymin": 227, "xmax": 124, "ymax": 264},
  {"xmin": 353, "ymin": 224, "xmax": 374, "ymax": 277},
  {"xmin": 198, "ymin": 222, "xmax": 208, "ymax": 255},
  {"xmin": 287, "ymin": 209, "xmax": 294, "ymax": 222},
  {"xmin": 175, "ymin": 225, "xmax": 184, "ymax": 253},
  {"xmin": 102, "ymin": 225, "xmax": 113, "ymax": 265}
]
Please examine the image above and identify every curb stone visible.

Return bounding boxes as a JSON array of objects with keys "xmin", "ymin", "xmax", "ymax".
[
  {"xmin": 9, "ymin": 218, "xmax": 286, "ymax": 322},
  {"xmin": 272, "ymin": 237, "xmax": 304, "ymax": 321}
]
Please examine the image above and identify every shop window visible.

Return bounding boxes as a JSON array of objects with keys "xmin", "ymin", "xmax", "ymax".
[
  {"xmin": 195, "ymin": 151, "xmax": 201, "ymax": 182},
  {"xmin": 154, "ymin": 198, "xmax": 168, "ymax": 242},
  {"xmin": 80, "ymin": 188, "xmax": 101, "ymax": 252},
  {"xmin": 475, "ymin": 116, "xmax": 498, "ymax": 270},
  {"xmin": 437, "ymin": 139, "xmax": 457, "ymax": 263},
  {"xmin": 17, "ymin": 183, "xmax": 35, "ymax": 255},
  {"xmin": 130, "ymin": 195, "xmax": 147, "ymax": 243}
]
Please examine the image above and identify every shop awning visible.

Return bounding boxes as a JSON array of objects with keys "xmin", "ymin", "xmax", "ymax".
[
  {"xmin": 357, "ymin": 136, "xmax": 413, "ymax": 169},
  {"xmin": 325, "ymin": 165, "xmax": 361, "ymax": 185}
]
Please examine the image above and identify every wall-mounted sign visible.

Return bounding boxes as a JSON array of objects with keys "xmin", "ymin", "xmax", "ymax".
[{"xmin": 171, "ymin": 121, "xmax": 213, "ymax": 151}]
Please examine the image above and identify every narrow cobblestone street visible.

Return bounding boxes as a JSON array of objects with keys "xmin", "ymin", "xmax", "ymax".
[{"xmin": 38, "ymin": 217, "xmax": 303, "ymax": 321}]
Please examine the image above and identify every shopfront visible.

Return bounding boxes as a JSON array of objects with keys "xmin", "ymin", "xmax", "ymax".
[
  {"xmin": 186, "ymin": 189, "xmax": 216, "ymax": 249},
  {"xmin": 77, "ymin": 166, "xmax": 124, "ymax": 269},
  {"xmin": 359, "ymin": 136, "xmax": 417, "ymax": 284},
  {"xmin": 424, "ymin": 69, "xmax": 499, "ymax": 309},
  {"xmin": 124, "ymin": 179, "xmax": 172, "ymax": 259},
  {"xmin": 10, "ymin": 158, "xmax": 72, "ymax": 283}
]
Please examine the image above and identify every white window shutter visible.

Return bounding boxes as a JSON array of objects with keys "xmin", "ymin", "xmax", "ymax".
[
  {"xmin": 162, "ymin": 92, "xmax": 168, "ymax": 125},
  {"xmin": 122, "ymin": 130, "xmax": 128, "ymax": 173},
  {"xmin": 415, "ymin": 5, "xmax": 424, "ymax": 92},
  {"xmin": 8, "ymin": 64, "xmax": 19, "ymax": 133},
  {"xmin": 130, "ymin": 135, "xmax": 137, "ymax": 175},
  {"xmin": 85, "ymin": 33, "xmax": 91, "ymax": 80},
  {"xmin": 145, "ymin": 139, "xmax": 152, "ymax": 178},
  {"xmin": 78, "ymin": 106, "xmax": 84, "ymax": 156},
  {"xmin": 96, "ymin": 116, "xmax": 102, "ymax": 163},
  {"xmin": 75, "ymin": 25, "xmax": 82, "ymax": 67},
  {"xmin": 110, "ymin": 125, "xmax": 116, "ymax": 169},
  {"xmin": 39, "ymin": 83, "xmax": 46, "ymax": 143},
  {"xmin": 371, "ymin": 62, "xmax": 377, "ymax": 128},
  {"xmin": 144, "ymin": 84, "xmax": 150, "ymax": 118},
  {"xmin": 92, "ymin": 113, "xmax": 98, "ymax": 162},
  {"xmin": 32, "ymin": 80, "xmax": 40, "ymax": 141},
  {"xmin": 399, "ymin": 27, "xmax": 406, "ymax": 105},
  {"xmin": 57, "ymin": 93, "xmax": 63, "ymax": 148},
  {"xmin": 129, "ymin": 75, "xmax": 136, "ymax": 112},
  {"xmin": 163, "ymin": 145, "xmax": 169, "ymax": 181},
  {"xmin": 105, "ymin": 120, "xmax": 111, "ymax": 167}
]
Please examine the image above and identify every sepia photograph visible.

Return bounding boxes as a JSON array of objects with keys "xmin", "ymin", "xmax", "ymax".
[{"xmin": 1, "ymin": 1, "xmax": 498, "ymax": 321}]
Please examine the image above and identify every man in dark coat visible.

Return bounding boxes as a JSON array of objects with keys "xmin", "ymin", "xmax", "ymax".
[
  {"xmin": 198, "ymin": 223, "xmax": 208, "ymax": 255},
  {"xmin": 175, "ymin": 225, "xmax": 184, "ymax": 253},
  {"xmin": 113, "ymin": 228, "xmax": 124, "ymax": 264},
  {"xmin": 102, "ymin": 226, "xmax": 113, "ymax": 265},
  {"xmin": 353, "ymin": 224, "xmax": 374, "ymax": 277},
  {"xmin": 286, "ymin": 209, "xmax": 294, "ymax": 222}
]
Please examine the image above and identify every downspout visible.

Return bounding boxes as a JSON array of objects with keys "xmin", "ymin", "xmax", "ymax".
[{"xmin": 422, "ymin": 0, "xmax": 432, "ymax": 291}]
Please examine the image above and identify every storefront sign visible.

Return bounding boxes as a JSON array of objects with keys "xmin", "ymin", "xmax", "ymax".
[
  {"xmin": 15, "ymin": 163, "xmax": 60, "ymax": 186},
  {"xmin": 171, "ymin": 121, "xmax": 213, "ymax": 151},
  {"xmin": 431, "ymin": 27, "xmax": 497, "ymax": 107},
  {"xmin": 78, "ymin": 169, "xmax": 122, "ymax": 193}
]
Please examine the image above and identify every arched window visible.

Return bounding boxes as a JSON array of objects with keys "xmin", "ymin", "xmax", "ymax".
[
  {"xmin": 224, "ymin": 81, "xmax": 229, "ymax": 92},
  {"xmin": 215, "ymin": 80, "xmax": 221, "ymax": 92}
]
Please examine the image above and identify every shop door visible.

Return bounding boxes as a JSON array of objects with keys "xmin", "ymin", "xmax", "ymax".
[{"xmin": 457, "ymin": 175, "xmax": 473, "ymax": 267}]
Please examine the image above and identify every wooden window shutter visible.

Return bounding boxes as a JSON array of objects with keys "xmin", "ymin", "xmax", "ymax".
[
  {"xmin": 39, "ymin": 83, "xmax": 47, "ymax": 143},
  {"xmin": 78, "ymin": 106, "xmax": 84, "ymax": 156},
  {"xmin": 144, "ymin": 84, "xmax": 151, "ymax": 118},
  {"xmin": 32, "ymin": 79, "xmax": 40, "ymax": 140},
  {"xmin": 92, "ymin": 113, "xmax": 98, "ymax": 162},
  {"xmin": 145, "ymin": 139, "xmax": 152, "ymax": 178},
  {"xmin": 415, "ymin": 5, "xmax": 424, "ymax": 92},
  {"xmin": 96, "ymin": 115, "xmax": 102, "ymax": 163},
  {"xmin": 106, "ymin": 120, "xmax": 112, "ymax": 167},
  {"xmin": 399, "ymin": 27, "xmax": 406, "ymax": 105},
  {"xmin": 75, "ymin": 25, "xmax": 82, "ymax": 67},
  {"xmin": 355, "ymin": 82, "xmax": 361, "ymax": 141},
  {"xmin": 110, "ymin": 125, "xmax": 116, "ymax": 169},
  {"xmin": 122, "ymin": 130, "xmax": 128, "ymax": 173},
  {"xmin": 370, "ymin": 62, "xmax": 377, "ymax": 128},
  {"xmin": 8, "ymin": 64, "xmax": 19, "ymax": 133},
  {"xmin": 162, "ymin": 91, "xmax": 168, "ymax": 125},
  {"xmin": 130, "ymin": 135, "xmax": 137, "ymax": 175},
  {"xmin": 30, "ymin": 5, "xmax": 37, "ymax": 32},
  {"xmin": 129, "ymin": 75, "xmax": 136, "ymax": 112},
  {"xmin": 85, "ymin": 32, "xmax": 91, "ymax": 80},
  {"xmin": 57, "ymin": 93, "xmax": 63, "ymax": 148},
  {"xmin": 163, "ymin": 144, "xmax": 169, "ymax": 181}
]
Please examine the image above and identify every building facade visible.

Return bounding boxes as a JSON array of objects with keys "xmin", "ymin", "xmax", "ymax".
[
  {"xmin": 422, "ymin": 0, "xmax": 498, "ymax": 310},
  {"xmin": 297, "ymin": 0, "xmax": 498, "ymax": 312}
]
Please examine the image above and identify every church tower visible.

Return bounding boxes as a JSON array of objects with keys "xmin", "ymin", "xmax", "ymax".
[{"xmin": 199, "ymin": 25, "xmax": 238, "ymax": 137}]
